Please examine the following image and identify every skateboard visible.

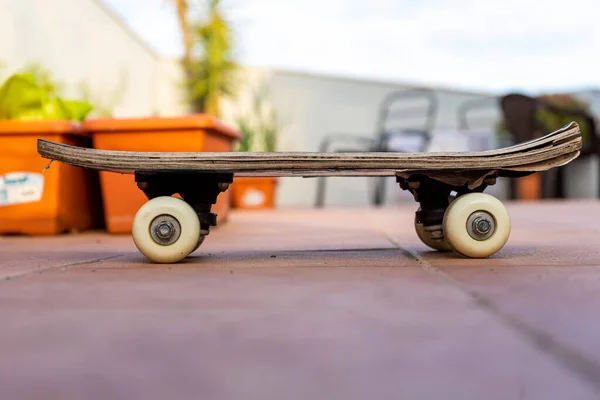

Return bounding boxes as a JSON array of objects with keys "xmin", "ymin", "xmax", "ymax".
[{"xmin": 37, "ymin": 122, "xmax": 582, "ymax": 263}]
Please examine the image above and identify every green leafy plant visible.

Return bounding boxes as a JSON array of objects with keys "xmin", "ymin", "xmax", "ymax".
[
  {"xmin": 536, "ymin": 94, "xmax": 591, "ymax": 143},
  {"xmin": 0, "ymin": 68, "xmax": 92, "ymax": 122},
  {"xmin": 175, "ymin": 0, "xmax": 238, "ymax": 116},
  {"xmin": 235, "ymin": 117, "xmax": 254, "ymax": 152},
  {"xmin": 495, "ymin": 93, "xmax": 592, "ymax": 144},
  {"xmin": 22, "ymin": 63, "xmax": 63, "ymax": 95},
  {"xmin": 234, "ymin": 85, "xmax": 279, "ymax": 152}
]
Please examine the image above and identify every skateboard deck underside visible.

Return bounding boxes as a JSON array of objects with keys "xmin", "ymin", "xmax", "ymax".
[{"xmin": 37, "ymin": 122, "xmax": 581, "ymax": 187}]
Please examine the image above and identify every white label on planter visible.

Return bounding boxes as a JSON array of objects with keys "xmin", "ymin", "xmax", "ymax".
[
  {"xmin": 0, "ymin": 172, "xmax": 44, "ymax": 206},
  {"xmin": 242, "ymin": 189, "xmax": 265, "ymax": 207}
]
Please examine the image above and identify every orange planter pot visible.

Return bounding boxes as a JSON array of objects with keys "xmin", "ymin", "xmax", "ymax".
[
  {"xmin": 82, "ymin": 114, "xmax": 240, "ymax": 234},
  {"xmin": 516, "ymin": 173, "xmax": 542, "ymax": 200},
  {"xmin": 0, "ymin": 121, "xmax": 103, "ymax": 235},
  {"xmin": 231, "ymin": 177, "xmax": 277, "ymax": 209}
]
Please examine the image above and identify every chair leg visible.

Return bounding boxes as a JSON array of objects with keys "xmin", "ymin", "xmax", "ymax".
[{"xmin": 557, "ymin": 168, "xmax": 564, "ymax": 198}]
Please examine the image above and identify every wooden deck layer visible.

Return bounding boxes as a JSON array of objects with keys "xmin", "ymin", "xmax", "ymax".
[{"xmin": 37, "ymin": 122, "xmax": 582, "ymax": 177}]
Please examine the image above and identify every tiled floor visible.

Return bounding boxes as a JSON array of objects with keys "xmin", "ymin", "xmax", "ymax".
[{"xmin": 2, "ymin": 200, "xmax": 600, "ymax": 399}]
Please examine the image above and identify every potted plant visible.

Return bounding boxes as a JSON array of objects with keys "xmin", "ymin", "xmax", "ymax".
[
  {"xmin": 535, "ymin": 93, "xmax": 593, "ymax": 199},
  {"xmin": 230, "ymin": 85, "xmax": 280, "ymax": 209},
  {"xmin": 536, "ymin": 94, "xmax": 591, "ymax": 142},
  {"xmin": 497, "ymin": 93, "xmax": 591, "ymax": 200},
  {"xmin": 85, "ymin": 0, "xmax": 241, "ymax": 234},
  {"xmin": 0, "ymin": 66, "xmax": 102, "ymax": 234}
]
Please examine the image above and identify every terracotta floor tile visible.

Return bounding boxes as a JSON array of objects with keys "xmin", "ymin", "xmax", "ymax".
[
  {"xmin": 0, "ymin": 266, "xmax": 597, "ymax": 399},
  {"xmin": 370, "ymin": 200, "xmax": 600, "ymax": 267},
  {"xmin": 0, "ymin": 233, "xmax": 125, "ymax": 279},
  {"xmin": 1, "ymin": 201, "xmax": 600, "ymax": 398},
  {"xmin": 211, "ymin": 207, "xmax": 398, "ymax": 253},
  {"xmin": 424, "ymin": 265, "xmax": 600, "ymax": 378}
]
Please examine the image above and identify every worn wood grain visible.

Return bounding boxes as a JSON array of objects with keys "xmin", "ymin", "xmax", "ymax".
[{"xmin": 37, "ymin": 122, "xmax": 582, "ymax": 178}]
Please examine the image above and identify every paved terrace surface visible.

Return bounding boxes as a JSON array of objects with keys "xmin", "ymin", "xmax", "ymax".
[{"xmin": 1, "ymin": 200, "xmax": 600, "ymax": 399}]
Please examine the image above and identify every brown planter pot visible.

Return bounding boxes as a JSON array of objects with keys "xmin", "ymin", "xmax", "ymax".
[
  {"xmin": 0, "ymin": 121, "xmax": 103, "ymax": 234},
  {"xmin": 82, "ymin": 114, "xmax": 240, "ymax": 234},
  {"xmin": 231, "ymin": 177, "xmax": 277, "ymax": 209}
]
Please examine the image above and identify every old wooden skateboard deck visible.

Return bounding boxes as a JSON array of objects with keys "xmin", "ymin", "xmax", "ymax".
[{"xmin": 37, "ymin": 122, "xmax": 582, "ymax": 263}]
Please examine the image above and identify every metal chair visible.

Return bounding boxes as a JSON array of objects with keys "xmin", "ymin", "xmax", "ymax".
[
  {"xmin": 314, "ymin": 88, "xmax": 438, "ymax": 207},
  {"xmin": 457, "ymin": 96, "xmax": 501, "ymax": 131}
]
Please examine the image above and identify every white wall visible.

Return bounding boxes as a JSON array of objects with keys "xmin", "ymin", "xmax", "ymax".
[
  {"xmin": 0, "ymin": 0, "xmax": 516, "ymax": 207},
  {"xmin": 0, "ymin": 0, "xmax": 188, "ymax": 117},
  {"xmin": 221, "ymin": 67, "xmax": 503, "ymax": 207}
]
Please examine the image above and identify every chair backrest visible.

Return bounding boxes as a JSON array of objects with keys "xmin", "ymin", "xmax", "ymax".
[
  {"xmin": 500, "ymin": 93, "xmax": 540, "ymax": 143},
  {"xmin": 376, "ymin": 88, "xmax": 438, "ymax": 138},
  {"xmin": 457, "ymin": 96, "xmax": 500, "ymax": 130},
  {"xmin": 374, "ymin": 88, "xmax": 438, "ymax": 152}
]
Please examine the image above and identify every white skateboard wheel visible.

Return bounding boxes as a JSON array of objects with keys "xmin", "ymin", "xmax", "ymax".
[
  {"xmin": 442, "ymin": 193, "xmax": 510, "ymax": 258},
  {"xmin": 132, "ymin": 196, "xmax": 200, "ymax": 263},
  {"xmin": 414, "ymin": 211, "xmax": 452, "ymax": 251}
]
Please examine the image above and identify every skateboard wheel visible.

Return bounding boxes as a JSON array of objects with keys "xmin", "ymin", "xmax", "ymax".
[
  {"xmin": 414, "ymin": 211, "xmax": 452, "ymax": 251},
  {"xmin": 132, "ymin": 196, "xmax": 200, "ymax": 263},
  {"xmin": 442, "ymin": 193, "xmax": 510, "ymax": 258}
]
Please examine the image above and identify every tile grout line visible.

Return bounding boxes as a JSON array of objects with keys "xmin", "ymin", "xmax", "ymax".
[
  {"xmin": 374, "ymin": 226, "xmax": 600, "ymax": 394},
  {"xmin": 2, "ymin": 255, "xmax": 123, "ymax": 283}
]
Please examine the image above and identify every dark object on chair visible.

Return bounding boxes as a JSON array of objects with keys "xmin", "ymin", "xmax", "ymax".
[
  {"xmin": 315, "ymin": 88, "xmax": 437, "ymax": 207},
  {"xmin": 500, "ymin": 93, "xmax": 600, "ymax": 199}
]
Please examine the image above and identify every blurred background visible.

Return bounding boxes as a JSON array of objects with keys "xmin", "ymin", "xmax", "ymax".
[{"xmin": 0, "ymin": 0, "xmax": 598, "ymax": 229}]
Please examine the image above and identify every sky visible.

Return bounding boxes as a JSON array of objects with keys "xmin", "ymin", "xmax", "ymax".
[{"xmin": 102, "ymin": 0, "xmax": 600, "ymax": 94}]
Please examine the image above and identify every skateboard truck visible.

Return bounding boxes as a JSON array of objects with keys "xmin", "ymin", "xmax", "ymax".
[
  {"xmin": 398, "ymin": 174, "xmax": 491, "ymax": 224},
  {"xmin": 396, "ymin": 172, "xmax": 506, "ymax": 254},
  {"xmin": 126, "ymin": 171, "xmax": 235, "ymax": 263},
  {"xmin": 135, "ymin": 171, "xmax": 233, "ymax": 231}
]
